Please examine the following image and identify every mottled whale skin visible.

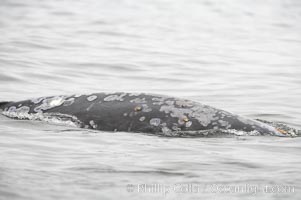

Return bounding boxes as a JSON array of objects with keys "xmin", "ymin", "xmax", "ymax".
[{"xmin": 0, "ymin": 92, "xmax": 287, "ymax": 137}]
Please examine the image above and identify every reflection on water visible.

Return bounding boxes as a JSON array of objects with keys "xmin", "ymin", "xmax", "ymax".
[{"xmin": 0, "ymin": 0, "xmax": 300, "ymax": 199}]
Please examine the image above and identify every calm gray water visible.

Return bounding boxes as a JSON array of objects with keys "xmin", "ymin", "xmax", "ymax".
[{"xmin": 0, "ymin": 0, "xmax": 300, "ymax": 199}]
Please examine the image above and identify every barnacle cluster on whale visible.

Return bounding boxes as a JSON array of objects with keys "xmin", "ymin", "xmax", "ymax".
[{"xmin": 0, "ymin": 92, "xmax": 299, "ymax": 137}]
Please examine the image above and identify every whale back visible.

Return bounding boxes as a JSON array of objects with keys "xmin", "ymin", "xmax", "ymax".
[
  {"xmin": 0, "ymin": 101, "xmax": 10, "ymax": 109},
  {"xmin": 0, "ymin": 92, "xmax": 289, "ymax": 137}
]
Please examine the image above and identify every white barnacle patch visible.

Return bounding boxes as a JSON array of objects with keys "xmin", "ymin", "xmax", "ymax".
[
  {"xmin": 87, "ymin": 95, "xmax": 97, "ymax": 102},
  {"xmin": 218, "ymin": 119, "xmax": 229, "ymax": 127},
  {"xmin": 63, "ymin": 98, "xmax": 75, "ymax": 106},
  {"xmin": 139, "ymin": 116, "xmax": 146, "ymax": 121},
  {"xmin": 31, "ymin": 97, "xmax": 44, "ymax": 104},
  {"xmin": 150, "ymin": 118, "xmax": 161, "ymax": 126},
  {"xmin": 33, "ymin": 96, "xmax": 66, "ymax": 113},
  {"xmin": 162, "ymin": 126, "xmax": 172, "ymax": 136},
  {"xmin": 49, "ymin": 97, "xmax": 64, "ymax": 107},
  {"xmin": 152, "ymin": 97, "xmax": 166, "ymax": 105},
  {"xmin": 159, "ymin": 100, "xmax": 222, "ymax": 128},
  {"xmin": 123, "ymin": 113, "xmax": 128, "ymax": 117},
  {"xmin": 153, "ymin": 101, "xmax": 164, "ymax": 105},
  {"xmin": 18, "ymin": 106, "xmax": 30, "ymax": 113},
  {"xmin": 34, "ymin": 107, "xmax": 42, "ymax": 113},
  {"xmin": 130, "ymin": 98, "xmax": 147, "ymax": 104},
  {"xmin": 8, "ymin": 106, "xmax": 17, "ymax": 112},
  {"xmin": 160, "ymin": 105, "xmax": 190, "ymax": 116},
  {"xmin": 160, "ymin": 104, "xmax": 191, "ymax": 123},
  {"xmin": 190, "ymin": 106, "xmax": 218, "ymax": 127},
  {"xmin": 191, "ymin": 114, "xmax": 211, "ymax": 126},
  {"xmin": 165, "ymin": 100, "xmax": 174, "ymax": 105},
  {"xmin": 142, "ymin": 104, "xmax": 152, "ymax": 112},
  {"xmin": 175, "ymin": 100, "xmax": 194, "ymax": 108},
  {"xmin": 104, "ymin": 93, "xmax": 126, "ymax": 102},
  {"xmin": 185, "ymin": 121, "xmax": 192, "ymax": 128},
  {"xmin": 89, "ymin": 120, "xmax": 97, "ymax": 129},
  {"xmin": 178, "ymin": 118, "xmax": 185, "ymax": 125},
  {"xmin": 2, "ymin": 106, "xmax": 30, "ymax": 119}
]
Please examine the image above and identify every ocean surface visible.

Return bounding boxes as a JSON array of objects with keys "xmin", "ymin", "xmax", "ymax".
[{"xmin": 0, "ymin": 0, "xmax": 300, "ymax": 199}]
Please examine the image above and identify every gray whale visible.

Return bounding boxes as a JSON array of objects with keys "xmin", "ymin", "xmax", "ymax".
[{"xmin": 0, "ymin": 92, "xmax": 295, "ymax": 137}]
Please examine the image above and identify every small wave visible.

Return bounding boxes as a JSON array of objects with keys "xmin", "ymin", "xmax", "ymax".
[
  {"xmin": 0, "ymin": 74, "xmax": 22, "ymax": 83},
  {"xmin": 67, "ymin": 167, "xmax": 186, "ymax": 176}
]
